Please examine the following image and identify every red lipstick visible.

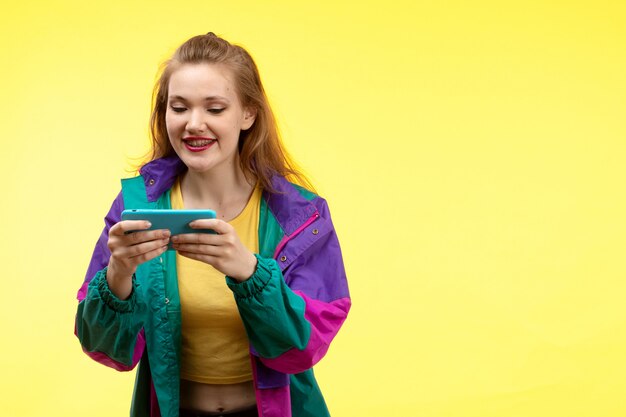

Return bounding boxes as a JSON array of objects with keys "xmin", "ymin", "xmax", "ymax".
[{"xmin": 182, "ymin": 136, "xmax": 217, "ymax": 152}]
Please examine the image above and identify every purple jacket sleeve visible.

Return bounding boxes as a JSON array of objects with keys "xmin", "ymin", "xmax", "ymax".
[
  {"xmin": 74, "ymin": 192, "xmax": 146, "ymax": 371},
  {"xmin": 227, "ymin": 197, "xmax": 351, "ymax": 374}
]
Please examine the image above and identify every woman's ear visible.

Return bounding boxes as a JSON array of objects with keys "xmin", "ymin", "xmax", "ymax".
[{"xmin": 242, "ymin": 107, "xmax": 257, "ymax": 130}]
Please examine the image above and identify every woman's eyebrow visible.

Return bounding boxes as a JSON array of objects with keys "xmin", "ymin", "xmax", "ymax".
[{"xmin": 168, "ymin": 95, "xmax": 230, "ymax": 102}]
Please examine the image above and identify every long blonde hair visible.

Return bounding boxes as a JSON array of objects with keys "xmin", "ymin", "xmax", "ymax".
[{"xmin": 147, "ymin": 32, "xmax": 314, "ymax": 193}]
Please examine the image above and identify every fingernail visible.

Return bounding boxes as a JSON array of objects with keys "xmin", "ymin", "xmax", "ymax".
[
  {"xmin": 171, "ymin": 235, "xmax": 178, "ymax": 242},
  {"xmin": 145, "ymin": 221, "xmax": 152, "ymax": 228}
]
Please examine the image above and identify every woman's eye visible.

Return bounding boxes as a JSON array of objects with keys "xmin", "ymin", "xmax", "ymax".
[
  {"xmin": 208, "ymin": 108, "xmax": 225, "ymax": 114},
  {"xmin": 170, "ymin": 106, "xmax": 186, "ymax": 113}
]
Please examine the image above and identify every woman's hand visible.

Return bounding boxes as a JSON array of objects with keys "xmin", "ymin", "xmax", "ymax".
[
  {"xmin": 171, "ymin": 219, "xmax": 257, "ymax": 282},
  {"xmin": 106, "ymin": 221, "xmax": 171, "ymax": 299}
]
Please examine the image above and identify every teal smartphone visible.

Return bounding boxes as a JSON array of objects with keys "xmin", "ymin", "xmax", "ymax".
[{"xmin": 121, "ymin": 209, "xmax": 217, "ymax": 249}]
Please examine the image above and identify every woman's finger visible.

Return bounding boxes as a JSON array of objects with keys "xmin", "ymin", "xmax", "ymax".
[
  {"xmin": 110, "ymin": 220, "xmax": 152, "ymax": 236},
  {"xmin": 171, "ymin": 232, "xmax": 220, "ymax": 246},
  {"xmin": 129, "ymin": 243, "xmax": 169, "ymax": 265},
  {"xmin": 121, "ymin": 229, "xmax": 171, "ymax": 246},
  {"xmin": 188, "ymin": 218, "xmax": 232, "ymax": 235},
  {"xmin": 115, "ymin": 237, "xmax": 170, "ymax": 258},
  {"xmin": 177, "ymin": 251, "xmax": 218, "ymax": 266},
  {"xmin": 171, "ymin": 242, "xmax": 221, "ymax": 256}
]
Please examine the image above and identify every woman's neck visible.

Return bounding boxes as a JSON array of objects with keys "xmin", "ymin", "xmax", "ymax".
[{"xmin": 180, "ymin": 162, "xmax": 255, "ymax": 220}]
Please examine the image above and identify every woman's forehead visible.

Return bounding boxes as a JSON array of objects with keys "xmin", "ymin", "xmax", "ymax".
[{"xmin": 168, "ymin": 63, "xmax": 237, "ymax": 99}]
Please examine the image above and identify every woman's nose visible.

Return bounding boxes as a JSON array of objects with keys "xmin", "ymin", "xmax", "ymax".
[{"xmin": 186, "ymin": 109, "xmax": 207, "ymax": 133}]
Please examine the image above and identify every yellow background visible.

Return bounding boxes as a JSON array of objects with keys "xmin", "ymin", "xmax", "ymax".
[{"xmin": 1, "ymin": 1, "xmax": 625, "ymax": 416}]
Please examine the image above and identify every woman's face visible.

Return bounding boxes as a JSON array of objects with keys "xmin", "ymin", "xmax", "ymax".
[{"xmin": 165, "ymin": 63, "xmax": 255, "ymax": 175}]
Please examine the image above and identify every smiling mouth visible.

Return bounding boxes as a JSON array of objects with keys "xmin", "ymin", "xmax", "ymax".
[
  {"xmin": 182, "ymin": 137, "xmax": 217, "ymax": 152},
  {"xmin": 186, "ymin": 139, "xmax": 215, "ymax": 146}
]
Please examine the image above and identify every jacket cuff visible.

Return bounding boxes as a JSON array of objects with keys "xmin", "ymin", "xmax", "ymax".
[
  {"xmin": 92, "ymin": 268, "xmax": 137, "ymax": 313},
  {"xmin": 226, "ymin": 254, "xmax": 275, "ymax": 300}
]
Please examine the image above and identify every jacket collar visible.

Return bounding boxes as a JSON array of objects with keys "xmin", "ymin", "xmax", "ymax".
[
  {"xmin": 265, "ymin": 176, "xmax": 318, "ymax": 236},
  {"xmin": 139, "ymin": 155, "xmax": 187, "ymax": 202},
  {"xmin": 139, "ymin": 155, "xmax": 317, "ymax": 235}
]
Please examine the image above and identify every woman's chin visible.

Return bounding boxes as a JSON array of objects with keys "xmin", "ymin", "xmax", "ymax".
[{"xmin": 180, "ymin": 157, "xmax": 235, "ymax": 176}]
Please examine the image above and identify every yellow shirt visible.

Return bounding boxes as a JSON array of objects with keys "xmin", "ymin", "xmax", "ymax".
[{"xmin": 171, "ymin": 178, "xmax": 261, "ymax": 384}]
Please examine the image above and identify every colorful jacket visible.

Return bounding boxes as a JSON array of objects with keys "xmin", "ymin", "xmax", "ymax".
[{"xmin": 74, "ymin": 155, "xmax": 351, "ymax": 417}]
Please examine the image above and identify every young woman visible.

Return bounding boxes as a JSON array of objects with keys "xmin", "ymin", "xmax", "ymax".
[{"xmin": 74, "ymin": 33, "xmax": 350, "ymax": 417}]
